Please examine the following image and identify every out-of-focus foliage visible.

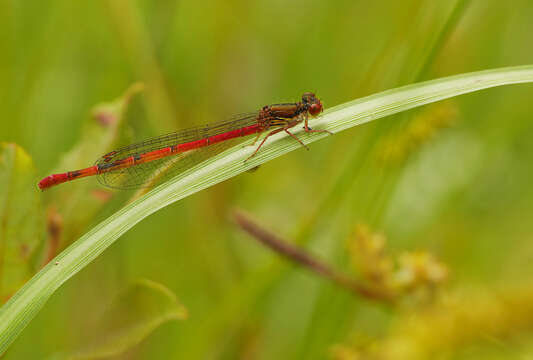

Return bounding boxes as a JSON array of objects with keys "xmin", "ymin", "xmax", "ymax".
[
  {"xmin": 347, "ymin": 225, "xmax": 448, "ymax": 302},
  {"xmin": 331, "ymin": 284, "xmax": 533, "ymax": 360},
  {"xmin": 69, "ymin": 279, "xmax": 186, "ymax": 360},
  {"xmin": 1, "ymin": 0, "xmax": 533, "ymax": 359},
  {"xmin": 0, "ymin": 144, "xmax": 43, "ymax": 302},
  {"xmin": 377, "ymin": 101, "xmax": 458, "ymax": 164}
]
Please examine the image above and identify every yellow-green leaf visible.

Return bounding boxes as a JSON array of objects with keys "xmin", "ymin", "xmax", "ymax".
[{"xmin": 0, "ymin": 143, "xmax": 43, "ymax": 301}]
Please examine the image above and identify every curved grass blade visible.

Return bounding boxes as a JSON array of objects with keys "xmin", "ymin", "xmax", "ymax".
[
  {"xmin": 1, "ymin": 65, "xmax": 533, "ymax": 354},
  {"xmin": 68, "ymin": 279, "xmax": 186, "ymax": 360}
]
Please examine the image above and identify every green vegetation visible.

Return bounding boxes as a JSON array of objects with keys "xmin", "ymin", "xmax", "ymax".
[{"xmin": 1, "ymin": 1, "xmax": 533, "ymax": 359}]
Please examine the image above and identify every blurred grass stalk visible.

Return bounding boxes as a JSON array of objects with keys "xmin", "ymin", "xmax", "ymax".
[
  {"xmin": 233, "ymin": 210, "xmax": 395, "ymax": 301},
  {"xmin": 1, "ymin": 65, "xmax": 533, "ymax": 354}
]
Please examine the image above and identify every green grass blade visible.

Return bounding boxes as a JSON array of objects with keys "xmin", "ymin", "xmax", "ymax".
[{"xmin": 1, "ymin": 65, "xmax": 533, "ymax": 354}]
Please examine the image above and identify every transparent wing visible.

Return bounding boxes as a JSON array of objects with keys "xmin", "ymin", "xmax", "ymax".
[{"xmin": 96, "ymin": 112, "xmax": 259, "ymax": 189}]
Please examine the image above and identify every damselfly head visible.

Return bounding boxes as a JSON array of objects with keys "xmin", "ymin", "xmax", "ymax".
[{"xmin": 302, "ymin": 92, "xmax": 323, "ymax": 116}]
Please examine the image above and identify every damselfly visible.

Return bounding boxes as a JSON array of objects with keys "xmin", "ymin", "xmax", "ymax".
[{"xmin": 38, "ymin": 92, "xmax": 329, "ymax": 190}]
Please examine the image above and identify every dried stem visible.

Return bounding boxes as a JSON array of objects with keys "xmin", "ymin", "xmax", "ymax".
[{"xmin": 233, "ymin": 210, "xmax": 393, "ymax": 302}]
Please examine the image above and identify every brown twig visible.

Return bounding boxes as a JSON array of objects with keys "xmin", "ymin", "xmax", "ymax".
[
  {"xmin": 233, "ymin": 210, "xmax": 394, "ymax": 302},
  {"xmin": 44, "ymin": 207, "xmax": 63, "ymax": 266}
]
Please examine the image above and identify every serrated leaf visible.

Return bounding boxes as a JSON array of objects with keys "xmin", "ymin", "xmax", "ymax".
[{"xmin": 0, "ymin": 143, "xmax": 43, "ymax": 301}]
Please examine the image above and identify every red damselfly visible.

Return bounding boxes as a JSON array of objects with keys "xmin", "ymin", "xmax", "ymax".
[{"xmin": 38, "ymin": 92, "xmax": 328, "ymax": 190}]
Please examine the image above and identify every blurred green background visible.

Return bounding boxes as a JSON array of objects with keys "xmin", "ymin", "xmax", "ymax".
[{"xmin": 2, "ymin": 0, "xmax": 533, "ymax": 359}]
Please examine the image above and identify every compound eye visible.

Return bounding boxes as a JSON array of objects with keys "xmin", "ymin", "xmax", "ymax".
[{"xmin": 309, "ymin": 103, "xmax": 322, "ymax": 116}]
